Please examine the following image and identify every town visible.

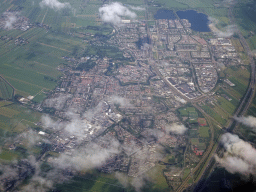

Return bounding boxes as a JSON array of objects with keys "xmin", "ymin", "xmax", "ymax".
[{"xmin": 0, "ymin": 6, "xmax": 247, "ymax": 191}]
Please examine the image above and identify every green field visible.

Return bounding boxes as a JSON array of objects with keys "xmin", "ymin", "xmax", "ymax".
[
  {"xmin": 0, "ymin": 100, "xmax": 12, "ymax": 107},
  {"xmin": 179, "ymin": 108, "xmax": 189, "ymax": 116},
  {"xmin": 233, "ymin": 0, "xmax": 256, "ymax": 49},
  {"xmin": 0, "ymin": 0, "xmax": 116, "ymax": 102},
  {"xmin": 197, "ymin": 143, "xmax": 206, "ymax": 150},
  {"xmin": 201, "ymin": 105, "xmax": 226, "ymax": 125},
  {"xmin": 189, "ymin": 129, "xmax": 198, "ymax": 138},
  {"xmin": 216, "ymin": 96, "xmax": 236, "ymax": 114},
  {"xmin": 0, "ymin": 103, "xmax": 42, "ymax": 135},
  {"xmin": 189, "ymin": 111, "xmax": 198, "ymax": 120},
  {"xmin": 198, "ymin": 127, "xmax": 210, "ymax": 137},
  {"xmin": 50, "ymin": 174, "xmax": 124, "ymax": 192},
  {"xmin": 187, "ymin": 107, "xmax": 196, "ymax": 112},
  {"xmin": 0, "ymin": 107, "xmax": 20, "ymax": 118},
  {"xmin": 190, "ymin": 138, "xmax": 199, "ymax": 145},
  {"xmin": 0, "ymin": 76, "xmax": 14, "ymax": 100},
  {"xmin": 182, "ymin": 168, "xmax": 190, "ymax": 180},
  {"xmin": 55, "ymin": 170, "xmax": 169, "ymax": 192},
  {"xmin": 222, "ymin": 66, "xmax": 250, "ymax": 100},
  {"xmin": 0, "ymin": 149, "xmax": 19, "ymax": 161},
  {"xmin": 228, "ymin": 77, "xmax": 248, "ymax": 95},
  {"xmin": 212, "ymin": 104, "xmax": 230, "ymax": 120},
  {"xmin": 147, "ymin": 165, "xmax": 169, "ymax": 190},
  {"xmin": 217, "ymin": 88, "xmax": 240, "ymax": 106}
]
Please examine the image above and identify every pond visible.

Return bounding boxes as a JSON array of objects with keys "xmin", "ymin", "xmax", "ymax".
[{"xmin": 176, "ymin": 10, "xmax": 210, "ymax": 32}]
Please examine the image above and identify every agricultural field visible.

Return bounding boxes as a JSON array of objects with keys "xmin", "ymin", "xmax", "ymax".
[
  {"xmin": 0, "ymin": 107, "xmax": 20, "ymax": 118},
  {"xmin": 215, "ymin": 96, "xmax": 237, "ymax": 114},
  {"xmin": 232, "ymin": 0, "xmax": 256, "ymax": 49},
  {"xmin": 147, "ymin": 165, "xmax": 169, "ymax": 191},
  {"xmin": 0, "ymin": 0, "xmax": 135, "ymax": 103},
  {"xmin": 246, "ymin": 93, "xmax": 256, "ymax": 117},
  {"xmin": 217, "ymin": 87, "xmax": 240, "ymax": 106},
  {"xmin": 54, "ymin": 174, "xmax": 124, "ymax": 192},
  {"xmin": 0, "ymin": 102, "xmax": 42, "ymax": 135},
  {"xmin": 0, "ymin": 76, "xmax": 14, "ymax": 100},
  {"xmin": 211, "ymin": 104, "xmax": 230, "ymax": 119},
  {"xmin": 201, "ymin": 105, "xmax": 226, "ymax": 125},
  {"xmin": 149, "ymin": 0, "xmax": 188, "ymax": 9},
  {"xmin": 0, "ymin": 149, "xmax": 19, "ymax": 161},
  {"xmin": 231, "ymin": 38, "xmax": 244, "ymax": 52},
  {"xmin": 0, "ymin": 100, "xmax": 12, "ymax": 107},
  {"xmin": 220, "ymin": 66, "xmax": 250, "ymax": 100}
]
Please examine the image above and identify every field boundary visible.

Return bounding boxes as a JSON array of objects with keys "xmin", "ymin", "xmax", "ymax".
[{"xmin": 0, "ymin": 75, "xmax": 15, "ymax": 100}]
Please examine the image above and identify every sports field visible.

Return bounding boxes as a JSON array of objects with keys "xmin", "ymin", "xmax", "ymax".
[{"xmin": 198, "ymin": 127, "xmax": 210, "ymax": 137}]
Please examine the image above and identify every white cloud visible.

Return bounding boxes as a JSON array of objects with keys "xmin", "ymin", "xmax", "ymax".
[
  {"xmin": 175, "ymin": 97, "xmax": 187, "ymax": 104},
  {"xmin": 107, "ymin": 95, "xmax": 132, "ymax": 107},
  {"xmin": 3, "ymin": 12, "xmax": 17, "ymax": 30},
  {"xmin": 234, "ymin": 116, "xmax": 256, "ymax": 130},
  {"xmin": 114, "ymin": 172, "xmax": 129, "ymax": 188},
  {"xmin": 40, "ymin": 0, "xmax": 71, "ymax": 10},
  {"xmin": 99, "ymin": 2, "xmax": 137, "ymax": 25},
  {"xmin": 43, "ymin": 94, "xmax": 72, "ymax": 111},
  {"xmin": 41, "ymin": 114, "xmax": 100, "ymax": 141},
  {"xmin": 215, "ymin": 133, "xmax": 256, "ymax": 175},
  {"xmin": 208, "ymin": 17, "xmax": 237, "ymax": 38},
  {"xmin": 128, "ymin": 5, "xmax": 146, "ymax": 11},
  {"xmin": 165, "ymin": 123, "xmax": 187, "ymax": 135},
  {"xmin": 215, "ymin": 154, "xmax": 252, "ymax": 174},
  {"xmin": 52, "ymin": 137, "xmax": 121, "ymax": 171}
]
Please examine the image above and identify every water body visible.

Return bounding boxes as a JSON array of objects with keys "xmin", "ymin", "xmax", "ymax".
[
  {"xmin": 154, "ymin": 9, "xmax": 176, "ymax": 20},
  {"xmin": 176, "ymin": 10, "xmax": 210, "ymax": 32}
]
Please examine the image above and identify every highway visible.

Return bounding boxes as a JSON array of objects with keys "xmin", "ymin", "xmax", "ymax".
[
  {"xmin": 226, "ymin": 4, "xmax": 255, "ymax": 126},
  {"xmin": 142, "ymin": 0, "xmax": 255, "ymax": 191},
  {"xmin": 191, "ymin": 3, "xmax": 256, "ymax": 192},
  {"xmin": 175, "ymin": 105, "xmax": 215, "ymax": 192}
]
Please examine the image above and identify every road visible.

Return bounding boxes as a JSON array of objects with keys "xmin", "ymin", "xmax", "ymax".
[
  {"xmin": 175, "ymin": 104, "xmax": 215, "ymax": 192},
  {"xmin": 142, "ymin": 0, "xmax": 255, "ymax": 191},
  {"xmin": 226, "ymin": 4, "xmax": 255, "ymax": 126},
  {"xmin": 191, "ymin": 3, "xmax": 256, "ymax": 192}
]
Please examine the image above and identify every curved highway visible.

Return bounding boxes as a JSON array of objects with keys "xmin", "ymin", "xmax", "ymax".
[{"xmin": 191, "ymin": 3, "xmax": 256, "ymax": 192}]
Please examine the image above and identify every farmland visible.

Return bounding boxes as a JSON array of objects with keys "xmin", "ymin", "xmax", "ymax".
[
  {"xmin": 0, "ymin": 76, "xmax": 14, "ymax": 100},
  {"xmin": 201, "ymin": 105, "xmax": 226, "ymax": 125},
  {"xmin": 0, "ymin": 0, "xmax": 96, "ymax": 102},
  {"xmin": 0, "ymin": 102, "xmax": 42, "ymax": 135},
  {"xmin": 233, "ymin": 0, "xmax": 256, "ymax": 49},
  {"xmin": 0, "ymin": 0, "xmax": 253, "ymax": 191},
  {"xmin": 0, "ymin": 107, "xmax": 20, "ymax": 118}
]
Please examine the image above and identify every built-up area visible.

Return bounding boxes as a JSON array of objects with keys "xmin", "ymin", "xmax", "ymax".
[{"xmin": 14, "ymin": 15, "xmax": 242, "ymax": 191}]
